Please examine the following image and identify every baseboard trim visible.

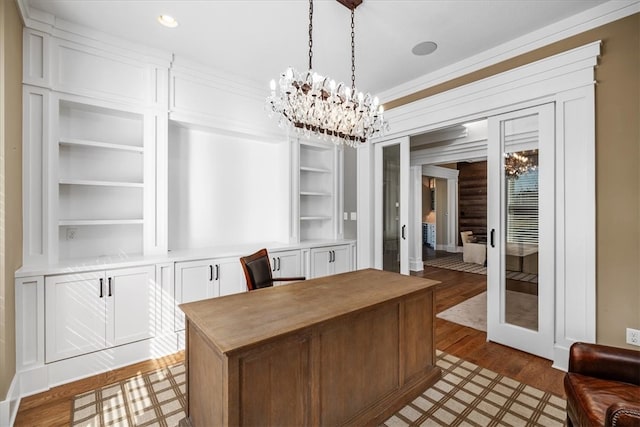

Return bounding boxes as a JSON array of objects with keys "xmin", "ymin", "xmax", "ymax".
[
  {"xmin": 16, "ymin": 333, "xmax": 181, "ymax": 399},
  {"xmin": 410, "ymin": 258, "xmax": 424, "ymax": 271},
  {"xmin": 552, "ymin": 344, "xmax": 570, "ymax": 372},
  {"xmin": 0, "ymin": 374, "xmax": 21, "ymax": 427}
]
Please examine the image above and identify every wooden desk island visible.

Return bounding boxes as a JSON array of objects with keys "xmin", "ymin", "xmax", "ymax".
[{"xmin": 179, "ymin": 268, "xmax": 441, "ymax": 426}]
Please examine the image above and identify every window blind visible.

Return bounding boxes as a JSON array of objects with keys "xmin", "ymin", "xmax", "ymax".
[{"xmin": 506, "ymin": 169, "xmax": 538, "ymax": 244}]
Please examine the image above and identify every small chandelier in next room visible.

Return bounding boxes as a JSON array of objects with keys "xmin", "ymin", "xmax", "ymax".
[
  {"xmin": 266, "ymin": 0, "xmax": 388, "ymax": 147},
  {"xmin": 504, "ymin": 150, "xmax": 538, "ymax": 179}
]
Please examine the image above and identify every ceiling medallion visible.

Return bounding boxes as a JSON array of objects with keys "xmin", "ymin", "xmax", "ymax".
[{"xmin": 266, "ymin": 0, "xmax": 388, "ymax": 147}]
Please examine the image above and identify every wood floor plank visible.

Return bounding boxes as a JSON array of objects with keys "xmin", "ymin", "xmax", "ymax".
[{"xmin": 15, "ymin": 264, "xmax": 565, "ymax": 426}]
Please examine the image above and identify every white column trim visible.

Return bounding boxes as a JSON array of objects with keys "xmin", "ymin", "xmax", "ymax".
[{"xmin": 409, "ymin": 166, "xmax": 423, "ymax": 271}]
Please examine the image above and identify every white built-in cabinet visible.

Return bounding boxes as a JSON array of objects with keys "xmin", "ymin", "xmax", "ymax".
[
  {"xmin": 270, "ymin": 249, "xmax": 303, "ymax": 280},
  {"xmin": 174, "ymin": 257, "xmax": 245, "ymax": 331},
  {"xmin": 310, "ymin": 245, "xmax": 352, "ymax": 279},
  {"xmin": 294, "ymin": 138, "xmax": 344, "ymax": 243},
  {"xmin": 44, "ymin": 265, "xmax": 155, "ymax": 363},
  {"xmin": 17, "ymin": 24, "xmax": 355, "ymax": 397},
  {"xmin": 55, "ymin": 97, "xmax": 147, "ymax": 259}
]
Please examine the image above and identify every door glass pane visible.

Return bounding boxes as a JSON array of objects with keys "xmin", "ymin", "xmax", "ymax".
[
  {"xmin": 502, "ymin": 115, "xmax": 539, "ymax": 330},
  {"xmin": 383, "ymin": 144, "xmax": 400, "ymax": 273}
]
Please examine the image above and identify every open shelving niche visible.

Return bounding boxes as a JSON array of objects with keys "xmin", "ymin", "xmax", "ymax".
[
  {"xmin": 57, "ymin": 98, "xmax": 145, "ymax": 260},
  {"xmin": 298, "ymin": 138, "xmax": 342, "ymax": 242}
]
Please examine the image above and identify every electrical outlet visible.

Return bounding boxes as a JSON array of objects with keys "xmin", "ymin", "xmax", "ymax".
[
  {"xmin": 66, "ymin": 227, "xmax": 77, "ymax": 241},
  {"xmin": 626, "ymin": 328, "xmax": 640, "ymax": 346}
]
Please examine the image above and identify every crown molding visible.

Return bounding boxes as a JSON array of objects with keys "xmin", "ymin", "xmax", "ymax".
[
  {"xmin": 378, "ymin": 0, "xmax": 640, "ymax": 103},
  {"xmin": 16, "ymin": 0, "xmax": 171, "ymax": 66}
]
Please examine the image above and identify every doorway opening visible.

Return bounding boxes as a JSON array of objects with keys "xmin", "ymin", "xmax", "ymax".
[{"xmin": 409, "ymin": 111, "xmax": 546, "ymax": 357}]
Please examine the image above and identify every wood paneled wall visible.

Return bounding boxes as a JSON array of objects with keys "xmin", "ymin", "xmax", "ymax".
[{"xmin": 457, "ymin": 162, "xmax": 487, "ymax": 245}]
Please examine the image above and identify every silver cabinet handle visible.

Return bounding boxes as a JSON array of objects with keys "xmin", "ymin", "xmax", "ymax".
[
  {"xmin": 272, "ymin": 258, "xmax": 277, "ymax": 271},
  {"xmin": 108, "ymin": 277, "xmax": 112, "ymax": 297},
  {"xmin": 215, "ymin": 264, "xmax": 220, "ymax": 281},
  {"xmin": 99, "ymin": 278, "xmax": 104, "ymax": 298},
  {"xmin": 209, "ymin": 265, "xmax": 214, "ymax": 281}
]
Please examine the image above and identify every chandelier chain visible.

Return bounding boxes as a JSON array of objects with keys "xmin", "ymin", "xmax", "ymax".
[
  {"xmin": 351, "ymin": 8, "xmax": 355, "ymax": 90},
  {"xmin": 308, "ymin": 0, "xmax": 313, "ymax": 70}
]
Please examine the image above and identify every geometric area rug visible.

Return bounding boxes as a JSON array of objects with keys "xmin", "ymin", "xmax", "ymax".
[
  {"xmin": 436, "ymin": 291, "xmax": 538, "ymax": 332},
  {"xmin": 71, "ymin": 363, "xmax": 186, "ymax": 426},
  {"xmin": 72, "ymin": 351, "xmax": 565, "ymax": 427},
  {"xmin": 381, "ymin": 350, "xmax": 566, "ymax": 426}
]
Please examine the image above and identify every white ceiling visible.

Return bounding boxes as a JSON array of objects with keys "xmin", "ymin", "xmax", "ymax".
[{"xmin": 25, "ymin": 0, "xmax": 610, "ymax": 95}]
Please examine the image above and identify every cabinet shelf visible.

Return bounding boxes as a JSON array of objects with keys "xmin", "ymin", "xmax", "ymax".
[
  {"xmin": 59, "ymin": 137, "xmax": 144, "ymax": 153},
  {"xmin": 59, "ymin": 179, "xmax": 144, "ymax": 188},
  {"xmin": 300, "ymin": 166, "xmax": 331, "ymax": 174},
  {"xmin": 300, "ymin": 191, "xmax": 332, "ymax": 197},
  {"xmin": 59, "ymin": 219, "xmax": 144, "ymax": 226}
]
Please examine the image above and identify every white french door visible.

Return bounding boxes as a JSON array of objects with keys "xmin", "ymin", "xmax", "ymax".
[
  {"xmin": 487, "ymin": 104, "xmax": 555, "ymax": 359},
  {"xmin": 375, "ymin": 137, "xmax": 410, "ymax": 275}
]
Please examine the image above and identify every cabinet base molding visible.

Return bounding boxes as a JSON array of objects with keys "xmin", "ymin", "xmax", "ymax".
[
  {"xmin": 16, "ymin": 333, "xmax": 182, "ymax": 398},
  {"xmin": 0, "ymin": 374, "xmax": 20, "ymax": 427}
]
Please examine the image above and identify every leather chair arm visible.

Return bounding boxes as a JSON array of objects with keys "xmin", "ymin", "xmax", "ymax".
[
  {"xmin": 606, "ymin": 402, "xmax": 640, "ymax": 427},
  {"xmin": 569, "ymin": 342, "xmax": 640, "ymax": 386}
]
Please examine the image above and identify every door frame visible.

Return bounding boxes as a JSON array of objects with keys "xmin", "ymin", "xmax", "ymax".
[
  {"xmin": 358, "ymin": 42, "xmax": 598, "ymax": 369},
  {"xmin": 486, "ymin": 103, "xmax": 555, "ymax": 360},
  {"xmin": 374, "ymin": 136, "xmax": 410, "ymax": 274}
]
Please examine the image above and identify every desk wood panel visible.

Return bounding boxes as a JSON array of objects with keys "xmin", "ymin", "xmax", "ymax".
[
  {"xmin": 319, "ymin": 303, "xmax": 400, "ymax": 425},
  {"xmin": 181, "ymin": 269, "xmax": 441, "ymax": 426}
]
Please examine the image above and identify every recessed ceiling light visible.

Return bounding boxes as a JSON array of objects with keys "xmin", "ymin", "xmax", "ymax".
[
  {"xmin": 158, "ymin": 14, "xmax": 178, "ymax": 28},
  {"xmin": 412, "ymin": 41, "xmax": 438, "ymax": 56}
]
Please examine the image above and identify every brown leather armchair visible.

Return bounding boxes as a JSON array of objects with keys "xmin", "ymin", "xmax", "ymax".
[{"xmin": 564, "ymin": 342, "xmax": 640, "ymax": 427}]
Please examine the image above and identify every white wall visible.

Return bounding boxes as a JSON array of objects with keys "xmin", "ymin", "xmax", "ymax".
[{"xmin": 168, "ymin": 123, "xmax": 288, "ymax": 249}]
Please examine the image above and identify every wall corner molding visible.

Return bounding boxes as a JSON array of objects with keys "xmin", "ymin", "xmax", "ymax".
[{"xmin": 0, "ymin": 375, "xmax": 20, "ymax": 427}]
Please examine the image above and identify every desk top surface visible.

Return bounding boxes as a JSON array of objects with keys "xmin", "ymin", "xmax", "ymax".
[{"xmin": 180, "ymin": 268, "xmax": 439, "ymax": 355}]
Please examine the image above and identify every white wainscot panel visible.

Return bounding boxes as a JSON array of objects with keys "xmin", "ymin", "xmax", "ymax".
[
  {"xmin": 53, "ymin": 41, "xmax": 150, "ymax": 104},
  {"xmin": 16, "ymin": 276, "xmax": 45, "ymax": 371},
  {"xmin": 561, "ymin": 92, "xmax": 595, "ymax": 343},
  {"xmin": 170, "ymin": 69, "xmax": 281, "ymax": 141},
  {"xmin": 23, "ymin": 28, "xmax": 49, "ymax": 86}
]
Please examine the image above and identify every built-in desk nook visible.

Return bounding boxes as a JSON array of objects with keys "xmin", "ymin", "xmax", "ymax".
[{"xmin": 179, "ymin": 268, "xmax": 441, "ymax": 426}]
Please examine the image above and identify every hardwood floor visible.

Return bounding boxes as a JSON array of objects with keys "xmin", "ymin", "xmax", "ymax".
[
  {"xmin": 414, "ymin": 265, "xmax": 565, "ymax": 398},
  {"xmin": 14, "ymin": 351, "xmax": 184, "ymax": 427},
  {"xmin": 14, "ymin": 266, "xmax": 564, "ymax": 427}
]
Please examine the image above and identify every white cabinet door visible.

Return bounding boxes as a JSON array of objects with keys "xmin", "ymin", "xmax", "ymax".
[
  {"xmin": 45, "ymin": 271, "xmax": 107, "ymax": 363},
  {"xmin": 310, "ymin": 245, "xmax": 353, "ymax": 279},
  {"xmin": 331, "ymin": 245, "xmax": 351, "ymax": 275},
  {"xmin": 271, "ymin": 249, "xmax": 302, "ymax": 280},
  {"xmin": 217, "ymin": 257, "xmax": 246, "ymax": 296},
  {"xmin": 174, "ymin": 259, "xmax": 217, "ymax": 331},
  {"xmin": 310, "ymin": 248, "xmax": 332, "ymax": 279},
  {"xmin": 107, "ymin": 266, "xmax": 156, "ymax": 347}
]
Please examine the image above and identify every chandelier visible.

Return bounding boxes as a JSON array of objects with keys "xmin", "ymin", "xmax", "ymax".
[
  {"xmin": 504, "ymin": 150, "xmax": 538, "ymax": 179},
  {"xmin": 266, "ymin": 0, "xmax": 388, "ymax": 147}
]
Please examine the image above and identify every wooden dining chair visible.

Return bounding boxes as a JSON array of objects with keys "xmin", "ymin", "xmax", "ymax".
[{"xmin": 240, "ymin": 248, "xmax": 305, "ymax": 291}]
